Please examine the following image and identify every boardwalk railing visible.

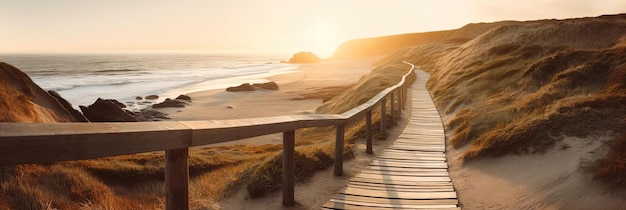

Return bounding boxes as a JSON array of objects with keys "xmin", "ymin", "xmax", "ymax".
[{"xmin": 0, "ymin": 62, "xmax": 416, "ymax": 209}]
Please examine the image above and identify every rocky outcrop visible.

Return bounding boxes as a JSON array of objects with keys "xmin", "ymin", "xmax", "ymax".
[
  {"xmin": 152, "ymin": 98, "xmax": 186, "ymax": 108},
  {"xmin": 288, "ymin": 51, "xmax": 322, "ymax": 63},
  {"xmin": 79, "ymin": 98, "xmax": 139, "ymax": 122},
  {"xmin": 252, "ymin": 82, "xmax": 279, "ymax": 90},
  {"xmin": 145, "ymin": 95, "xmax": 159, "ymax": 100},
  {"xmin": 175, "ymin": 94, "xmax": 192, "ymax": 101},
  {"xmin": 226, "ymin": 83, "xmax": 256, "ymax": 92},
  {"xmin": 48, "ymin": 90, "xmax": 89, "ymax": 122},
  {"xmin": 0, "ymin": 62, "xmax": 80, "ymax": 122},
  {"xmin": 134, "ymin": 109, "xmax": 170, "ymax": 121},
  {"xmin": 227, "ymin": 82, "xmax": 280, "ymax": 92}
]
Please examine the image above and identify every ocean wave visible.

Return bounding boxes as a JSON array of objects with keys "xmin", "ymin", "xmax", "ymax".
[
  {"xmin": 46, "ymin": 80, "xmax": 134, "ymax": 91},
  {"xmin": 94, "ymin": 68, "xmax": 141, "ymax": 73}
]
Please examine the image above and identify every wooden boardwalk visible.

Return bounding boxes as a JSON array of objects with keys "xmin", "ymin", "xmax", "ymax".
[{"xmin": 323, "ymin": 70, "xmax": 459, "ymax": 209}]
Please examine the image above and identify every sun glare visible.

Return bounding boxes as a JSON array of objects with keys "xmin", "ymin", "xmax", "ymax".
[{"xmin": 306, "ymin": 18, "xmax": 345, "ymax": 58}]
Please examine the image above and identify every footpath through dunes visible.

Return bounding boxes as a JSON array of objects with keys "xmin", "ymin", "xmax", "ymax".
[{"xmin": 323, "ymin": 70, "xmax": 459, "ymax": 210}]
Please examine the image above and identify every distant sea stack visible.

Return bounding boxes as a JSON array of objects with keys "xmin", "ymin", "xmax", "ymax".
[
  {"xmin": 0, "ymin": 62, "xmax": 84, "ymax": 122},
  {"xmin": 288, "ymin": 51, "xmax": 322, "ymax": 63}
]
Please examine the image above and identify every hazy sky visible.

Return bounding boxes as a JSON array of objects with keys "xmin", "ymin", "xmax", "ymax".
[{"xmin": 2, "ymin": 0, "xmax": 625, "ymax": 56}]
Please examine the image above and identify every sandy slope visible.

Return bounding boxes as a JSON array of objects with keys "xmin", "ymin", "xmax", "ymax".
[{"xmin": 447, "ymin": 134, "xmax": 626, "ymax": 209}]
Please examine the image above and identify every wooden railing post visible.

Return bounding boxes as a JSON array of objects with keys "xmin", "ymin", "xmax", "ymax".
[
  {"xmin": 397, "ymin": 89, "xmax": 401, "ymax": 115},
  {"xmin": 165, "ymin": 148, "xmax": 189, "ymax": 210},
  {"xmin": 380, "ymin": 96, "xmax": 386, "ymax": 135},
  {"xmin": 282, "ymin": 130, "xmax": 295, "ymax": 206},
  {"xmin": 334, "ymin": 124, "xmax": 345, "ymax": 176},
  {"xmin": 397, "ymin": 88, "xmax": 403, "ymax": 115},
  {"xmin": 366, "ymin": 110, "xmax": 373, "ymax": 154},
  {"xmin": 390, "ymin": 91, "xmax": 395, "ymax": 125},
  {"xmin": 400, "ymin": 84, "xmax": 405, "ymax": 109}
]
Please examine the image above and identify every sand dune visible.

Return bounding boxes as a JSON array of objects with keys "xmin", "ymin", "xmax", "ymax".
[{"xmin": 377, "ymin": 14, "xmax": 626, "ymax": 209}]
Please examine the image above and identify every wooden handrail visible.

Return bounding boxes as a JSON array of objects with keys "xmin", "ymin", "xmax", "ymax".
[{"xmin": 0, "ymin": 62, "xmax": 417, "ymax": 209}]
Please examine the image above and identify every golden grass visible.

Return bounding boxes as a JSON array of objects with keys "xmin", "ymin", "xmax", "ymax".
[
  {"xmin": 392, "ymin": 16, "xmax": 626, "ymax": 165},
  {"xmin": 383, "ymin": 15, "xmax": 626, "ymax": 188},
  {"xmin": 0, "ymin": 62, "xmax": 410, "ymax": 209},
  {"xmin": 594, "ymin": 133, "xmax": 626, "ymax": 186}
]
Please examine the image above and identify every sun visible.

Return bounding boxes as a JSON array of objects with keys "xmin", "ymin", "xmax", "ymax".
[{"xmin": 306, "ymin": 18, "xmax": 345, "ymax": 58}]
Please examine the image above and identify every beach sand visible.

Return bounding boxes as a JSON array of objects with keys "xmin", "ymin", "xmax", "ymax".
[
  {"xmin": 160, "ymin": 57, "xmax": 381, "ymax": 146},
  {"xmin": 446, "ymin": 133, "xmax": 626, "ymax": 209}
]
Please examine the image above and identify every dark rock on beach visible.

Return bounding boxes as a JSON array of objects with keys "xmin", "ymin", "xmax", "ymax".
[
  {"xmin": 175, "ymin": 94, "xmax": 192, "ymax": 101},
  {"xmin": 226, "ymin": 82, "xmax": 280, "ymax": 92},
  {"xmin": 226, "ymin": 83, "xmax": 256, "ymax": 92},
  {"xmin": 80, "ymin": 98, "xmax": 139, "ymax": 122},
  {"xmin": 134, "ymin": 109, "xmax": 170, "ymax": 121},
  {"xmin": 48, "ymin": 90, "xmax": 89, "ymax": 122},
  {"xmin": 136, "ymin": 96, "xmax": 143, "ymax": 100},
  {"xmin": 252, "ymin": 81, "xmax": 279, "ymax": 90},
  {"xmin": 152, "ymin": 98, "xmax": 186, "ymax": 108},
  {"xmin": 145, "ymin": 95, "xmax": 159, "ymax": 100}
]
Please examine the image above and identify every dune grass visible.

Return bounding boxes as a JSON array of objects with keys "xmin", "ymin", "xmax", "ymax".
[
  {"xmin": 594, "ymin": 133, "xmax": 626, "ymax": 186},
  {"xmin": 0, "ymin": 62, "xmax": 410, "ymax": 209}
]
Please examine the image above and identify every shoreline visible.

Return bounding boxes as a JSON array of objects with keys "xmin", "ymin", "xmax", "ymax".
[{"xmin": 158, "ymin": 57, "xmax": 382, "ymax": 146}]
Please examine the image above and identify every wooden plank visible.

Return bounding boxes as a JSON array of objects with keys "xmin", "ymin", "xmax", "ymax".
[
  {"xmin": 370, "ymin": 161, "xmax": 448, "ymax": 169},
  {"xmin": 350, "ymin": 178, "xmax": 453, "ymax": 186},
  {"xmin": 359, "ymin": 169, "xmax": 449, "ymax": 177},
  {"xmin": 379, "ymin": 153, "xmax": 445, "ymax": 159},
  {"xmin": 345, "ymin": 184, "xmax": 454, "ymax": 192},
  {"xmin": 180, "ymin": 116, "xmax": 300, "ymax": 146},
  {"xmin": 347, "ymin": 182, "xmax": 454, "ymax": 190},
  {"xmin": 380, "ymin": 153, "xmax": 445, "ymax": 159},
  {"xmin": 370, "ymin": 159, "xmax": 446, "ymax": 166},
  {"xmin": 392, "ymin": 142, "xmax": 444, "ymax": 146},
  {"xmin": 323, "ymin": 201, "xmax": 388, "ymax": 210},
  {"xmin": 386, "ymin": 146, "xmax": 445, "ymax": 152},
  {"xmin": 288, "ymin": 114, "xmax": 345, "ymax": 127},
  {"xmin": 377, "ymin": 155, "xmax": 446, "ymax": 161},
  {"xmin": 355, "ymin": 174, "xmax": 451, "ymax": 182},
  {"xmin": 0, "ymin": 122, "xmax": 191, "ymax": 165},
  {"xmin": 334, "ymin": 194, "xmax": 458, "ymax": 205},
  {"xmin": 329, "ymin": 199, "xmax": 459, "ymax": 209},
  {"xmin": 339, "ymin": 188, "xmax": 457, "ymax": 199},
  {"xmin": 365, "ymin": 166, "xmax": 448, "ymax": 173},
  {"xmin": 388, "ymin": 144, "xmax": 445, "ymax": 149},
  {"xmin": 381, "ymin": 150, "xmax": 444, "ymax": 155}
]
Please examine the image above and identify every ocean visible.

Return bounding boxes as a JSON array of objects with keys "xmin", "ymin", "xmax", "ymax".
[{"xmin": 0, "ymin": 51, "xmax": 296, "ymax": 111}]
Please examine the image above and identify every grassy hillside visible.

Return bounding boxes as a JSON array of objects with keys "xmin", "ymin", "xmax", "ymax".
[
  {"xmin": 383, "ymin": 14, "xmax": 626, "ymax": 184},
  {"xmin": 331, "ymin": 21, "xmax": 521, "ymax": 60}
]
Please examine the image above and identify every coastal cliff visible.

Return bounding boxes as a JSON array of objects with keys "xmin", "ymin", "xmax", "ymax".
[{"xmin": 0, "ymin": 62, "xmax": 81, "ymax": 122}]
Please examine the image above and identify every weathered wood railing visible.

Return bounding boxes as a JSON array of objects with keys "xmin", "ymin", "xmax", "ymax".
[{"xmin": 0, "ymin": 62, "xmax": 416, "ymax": 209}]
